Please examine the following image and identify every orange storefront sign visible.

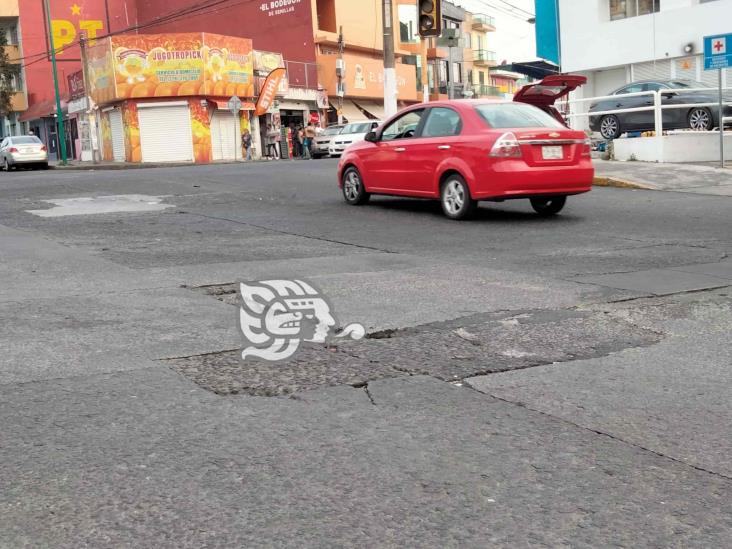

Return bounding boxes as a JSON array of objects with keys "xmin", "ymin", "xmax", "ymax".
[
  {"xmin": 255, "ymin": 68, "xmax": 287, "ymax": 116},
  {"xmin": 88, "ymin": 32, "xmax": 254, "ymax": 104}
]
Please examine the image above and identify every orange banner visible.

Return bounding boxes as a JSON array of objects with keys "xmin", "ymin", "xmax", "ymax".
[{"xmin": 255, "ymin": 68, "xmax": 286, "ymax": 116}]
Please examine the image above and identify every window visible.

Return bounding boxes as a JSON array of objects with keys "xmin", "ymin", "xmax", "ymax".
[
  {"xmin": 464, "ymin": 32, "xmax": 472, "ymax": 48},
  {"xmin": 422, "ymin": 108, "xmax": 462, "ymax": 137},
  {"xmin": 475, "ymin": 103, "xmax": 565, "ymax": 129},
  {"xmin": 342, "ymin": 122, "xmax": 373, "ymax": 134},
  {"xmin": 10, "ymin": 136, "xmax": 42, "ymax": 144},
  {"xmin": 610, "ymin": 0, "xmax": 659, "ymax": 20},
  {"xmin": 381, "ymin": 110, "xmax": 424, "ymax": 141},
  {"xmin": 615, "ymin": 84, "xmax": 644, "ymax": 94},
  {"xmin": 643, "ymin": 82, "xmax": 669, "ymax": 91},
  {"xmin": 453, "ymin": 63, "xmax": 462, "ymax": 83},
  {"xmin": 398, "ymin": 4, "xmax": 418, "ymax": 44}
]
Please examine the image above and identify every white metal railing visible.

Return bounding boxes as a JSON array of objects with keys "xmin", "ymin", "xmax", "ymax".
[{"xmin": 562, "ymin": 87, "xmax": 732, "ymax": 162}]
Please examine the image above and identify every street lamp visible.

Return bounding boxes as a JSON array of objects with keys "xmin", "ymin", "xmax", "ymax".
[{"xmin": 43, "ymin": 0, "xmax": 68, "ymax": 165}]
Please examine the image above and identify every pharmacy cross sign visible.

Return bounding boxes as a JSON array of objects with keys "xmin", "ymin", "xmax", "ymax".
[{"xmin": 704, "ymin": 33, "xmax": 732, "ymax": 70}]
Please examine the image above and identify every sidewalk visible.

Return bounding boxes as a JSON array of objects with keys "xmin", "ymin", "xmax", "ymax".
[
  {"xmin": 49, "ymin": 158, "xmax": 281, "ymax": 170},
  {"xmin": 594, "ymin": 159, "xmax": 732, "ymax": 195}
]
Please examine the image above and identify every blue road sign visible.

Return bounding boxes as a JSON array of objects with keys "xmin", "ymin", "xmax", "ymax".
[{"xmin": 704, "ymin": 33, "xmax": 732, "ymax": 70}]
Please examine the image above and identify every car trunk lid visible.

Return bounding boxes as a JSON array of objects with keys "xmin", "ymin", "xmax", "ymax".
[
  {"xmin": 514, "ymin": 127, "xmax": 588, "ymax": 167},
  {"xmin": 513, "ymin": 74, "xmax": 587, "ymax": 124}
]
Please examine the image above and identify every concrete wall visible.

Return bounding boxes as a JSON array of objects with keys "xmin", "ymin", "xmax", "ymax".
[
  {"xmin": 559, "ymin": 0, "xmax": 732, "ymax": 73},
  {"xmin": 613, "ymin": 131, "xmax": 732, "ymax": 162}
]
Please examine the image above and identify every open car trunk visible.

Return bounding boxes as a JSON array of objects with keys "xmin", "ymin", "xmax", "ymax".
[{"xmin": 513, "ymin": 74, "xmax": 587, "ymax": 126}]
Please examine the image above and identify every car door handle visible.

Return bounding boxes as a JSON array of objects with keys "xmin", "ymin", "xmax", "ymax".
[
  {"xmin": 615, "ymin": 103, "xmax": 623, "ymax": 108},
  {"xmin": 438, "ymin": 145, "xmax": 451, "ymax": 150},
  {"xmin": 394, "ymin": 147, "xmax": 406, "ymax": 152}
]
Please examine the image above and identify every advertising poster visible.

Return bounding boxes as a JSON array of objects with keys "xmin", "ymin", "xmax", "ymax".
[{"xmin": 86, "ymin": 33, "xmax": 255, "ymax": 103}]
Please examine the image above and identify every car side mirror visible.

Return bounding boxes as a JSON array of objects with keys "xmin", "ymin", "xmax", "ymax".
[
  {"xmin": 661, "ymin": 91, "xmax": 677, "ymax": 98},
  {"xmin": 364, "ymin": 131, "xmax": 378, "ymax": 143}
]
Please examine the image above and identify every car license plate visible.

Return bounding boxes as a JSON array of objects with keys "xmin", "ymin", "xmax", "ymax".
[{"xmin": 542, "ymin": 145, "xmax": 563, "ymax": 160}]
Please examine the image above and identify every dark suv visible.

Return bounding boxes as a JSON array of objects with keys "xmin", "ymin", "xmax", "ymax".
[{"xmin": 589, "ymin": 80, "xmax": 732, "ymax": 139}]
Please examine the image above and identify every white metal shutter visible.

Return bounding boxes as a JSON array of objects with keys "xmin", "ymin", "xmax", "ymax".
[
  {"xmin": 632, "ymin": 60, "xmax": 671, "ymax": 81},
  {"xmin": 210, "ymin": 111, "xmax": 239, "ymax": 161},
  {"xmin": 137, "ymin": 104, "xmax": 193, "ymax": 163},
  {"xmin": 109, "ymin": 109, "xmax": 125, "ymax": 162},
  {"xmin": 674, "ymin": 56, "xmax": 698, "ymax": 82}
]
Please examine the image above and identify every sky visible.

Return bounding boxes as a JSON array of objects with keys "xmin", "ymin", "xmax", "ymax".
[{"xmin": 452, "ymin": 0, "xmax": 538, "ymax": 64}]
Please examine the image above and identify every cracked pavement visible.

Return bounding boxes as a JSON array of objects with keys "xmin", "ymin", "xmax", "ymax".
[{"xmin": 1, "ymin": 160, "xmax": 731, "ymax": 547}]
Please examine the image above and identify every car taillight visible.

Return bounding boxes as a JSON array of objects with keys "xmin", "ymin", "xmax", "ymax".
[
  {"xmin": 489, "ymin": 132, "xmax": 522, "ymax": 158},
  {"xmin": 8, "ymin": 147, "xmax": 18, "ymax": 153},
  {"xmin": 581, "ymin": 137, "xmax": 592, "ymax": 157},
  {"xmin": 40, "ymin": 145, "xmax": 47, "ymax": 152}
]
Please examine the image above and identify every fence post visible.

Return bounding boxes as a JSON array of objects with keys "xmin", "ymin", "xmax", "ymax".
[{"xmin": 653, "ymin": 90, "xmax": 664, "ymax": 163}]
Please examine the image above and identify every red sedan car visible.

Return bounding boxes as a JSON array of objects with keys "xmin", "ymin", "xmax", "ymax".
[{"xmin": 337, "ymin": 75, "xmax": 593, "ymax": 220}]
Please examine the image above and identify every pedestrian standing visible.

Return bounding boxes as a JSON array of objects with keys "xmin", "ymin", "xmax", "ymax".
[
  {"xmin": 273, "ymin": 127, "xmax": 282, "ymax": 160},
  {"xmin": 302, "ymin": 122, "xmax": 315, "ymax": 160},
  {"xmin": 242, "ymin": 129, "xmax": 252, "ymax": 161},
  {"xmin": 296, "ymin": 126, "xmax": 305, "ymax": 159},
  {"xmin": 266, "ymin": 123, "xmax": 279, "ymax": 160}
]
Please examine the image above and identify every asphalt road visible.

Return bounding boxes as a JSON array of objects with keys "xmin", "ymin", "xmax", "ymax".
[{"xmin": 1, "ymin": 159, "xmax": 731, "ymax": 547}]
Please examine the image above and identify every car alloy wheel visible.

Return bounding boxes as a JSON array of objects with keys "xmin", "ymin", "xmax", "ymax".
[
  {"xmin": 342, "ymin": 167, "xmax": 370, "ymax": 205},
  {"xmin": 530, "ymin": 196, "xmax": 567, "ymax": 216},
  {"xmin": 600, "ymin": 115, "xmax": 620, "ymax": 140},
  {"xmin": 441, "ymin": 175, "xmax": 476, "ymax": 220},
  {"xmin": 688, "ymin": 108, "xmax": 712, "ymax": 131}
]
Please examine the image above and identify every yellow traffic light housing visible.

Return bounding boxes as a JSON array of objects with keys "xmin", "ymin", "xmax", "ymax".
[{"xmin": 418, "ymin": 0, "xmax": 442, "ymax": 38}]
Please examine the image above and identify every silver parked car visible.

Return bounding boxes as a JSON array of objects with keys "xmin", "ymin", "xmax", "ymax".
[
  {"xmin": 312, "ymin": 125, "xmax": 344, "ymax": 158},
  {"xmin": 1, "ymin": 135, "xmax": 49, "ymax": 170}
]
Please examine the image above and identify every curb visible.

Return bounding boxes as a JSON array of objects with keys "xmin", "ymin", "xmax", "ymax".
[{"xmin": 593, "ymin": 176, "xmax": 656, "ymax": 190}]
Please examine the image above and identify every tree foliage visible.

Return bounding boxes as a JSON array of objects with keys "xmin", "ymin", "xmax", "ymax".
[{"xmin": 0, "ymin": 31, "xmax": 21, "ymax": 118}]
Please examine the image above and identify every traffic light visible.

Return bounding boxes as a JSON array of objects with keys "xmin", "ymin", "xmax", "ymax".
[{"xmin": 418, "ymin": 0, "xmax": 442, "ymax": 38}]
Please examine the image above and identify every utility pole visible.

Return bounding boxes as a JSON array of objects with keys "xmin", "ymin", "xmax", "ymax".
[
  {"xmin": 78, "ymin": 34, "xmax": 98, "ymax": 164},
  {"xmin": 421, "ymin": 36, "xmax": 429, "ymax": 103},
  {"xmin": 382, "ymin": 0, "xmax": 397, "ymax": 118},
  {"xmin": 337, "ymin": 26, "xmax": 344, "ymax": 124},
  {"xmin": 43, "ymin": 0, "xmax": 68, "ymax": 165}
]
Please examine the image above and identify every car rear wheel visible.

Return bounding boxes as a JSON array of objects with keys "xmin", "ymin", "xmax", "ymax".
[
  {"xmin": 441, "ymin": 175, "xmax": 476, "ymax": 220},
  {"xmin": 599, "ymin": 115, "xmax": 621, "ymax": 140},
  {"xmin": 530, "ymin": 196, "xmax": 567, "ymax": 216},
  {"xmin": 342, "ymin": 166, "xmax": 370, "ymax": 205},
  {"xmin": 688, "ymin": 108, "xmax": 713, "ymax": 131}
]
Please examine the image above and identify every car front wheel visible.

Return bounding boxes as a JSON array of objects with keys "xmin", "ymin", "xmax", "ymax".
[
  {"xmin": 441, "ymin": 175, "xmax": 476, "ymax": 220},
  {"xmin": 688, "ymin": 108, "xmax": 713, "ymax": 131},
  {"xmin": 342, "ymin": 166, "xmax": 370, "ymax": 205},
  {"xmin": 599, "ymin": 115, "xmax": 621, "ymax": 140},
  {"xmin": 530, "ymin": 196, "xmax": 567, "ymax": 216}
]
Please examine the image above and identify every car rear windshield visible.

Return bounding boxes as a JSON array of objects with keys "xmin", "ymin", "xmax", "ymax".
[
  {"xmin": 11, "ymin": 136, "xmax": 42, "ymax": 144},
  {"xmin": 324, "ymin": 126, "xmax": 343, "ymax": 135},
  {"xmin": 342, "ymin": 123, "xmax": 371, "ymax": 134},
  {"xmin": 475, "ymin": 103, "xmax": 565, "ymax": 129}
]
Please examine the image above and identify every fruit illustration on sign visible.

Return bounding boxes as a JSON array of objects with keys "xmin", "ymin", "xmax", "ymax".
[{"xmin": 116, "ymin": 48, "xmax": 148, "ymax": 84}]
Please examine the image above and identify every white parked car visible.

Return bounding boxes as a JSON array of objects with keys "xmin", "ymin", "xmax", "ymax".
[
  {"xmin": 312, "ymin": 125, "xmax": 344, "ymax": 158},
  {"xmin": 0, "ymin": 135, "xmax": 49, "ymax": 170},
  {"xmin": 328, "ymin": 120, "xmax": 381, "ymax": 157}
]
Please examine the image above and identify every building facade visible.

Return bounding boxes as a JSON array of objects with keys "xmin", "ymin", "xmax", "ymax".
[
  {"xmin": 0, "ymin": 0, "xmax": 26, "ymax": 137},
  {"xmin": 535, "ymin": 0, "xmax": 732, "ymax": 99}
]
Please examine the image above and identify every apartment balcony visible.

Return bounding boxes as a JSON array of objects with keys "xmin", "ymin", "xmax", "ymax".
[
  {"xmin": 471, "ymin": 14, "xmax": 496, "ymax": 32},
  {"xmin": 10, "ymin": 91, "xmax": 27, "ymax": 112},
  {"xmin": 427, "ymin": 46, "xmax": 448, "ymax": 59},
  {"xmin": 473, "ymin": 49, "xmax": 497, "ymax": 66},
  {"xmin": 2, "ymin": 44, "xmax": 21, "ymax": 63},
  {"xmin": 471, "ymin": 84, "xmax": 502, "ymax": 98}
]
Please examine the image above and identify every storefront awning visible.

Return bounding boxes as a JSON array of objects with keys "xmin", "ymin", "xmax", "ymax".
[
  {"xmin": 18, "ymin": 95, "xmax": 69, "ymax": 122},
  {"xmin": 330, "ymin": 100, "xmax": 368, "ymax": 123},
  {"xmin": 213, "ymin": 100, "xmax": 255, "ymax": 111},
  {"xmin": 352, "ymin": 100, "xmax": 385, "ymax": 121}
]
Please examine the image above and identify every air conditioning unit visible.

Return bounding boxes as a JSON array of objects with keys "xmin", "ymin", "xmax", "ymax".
[{"xmin": 336, "ymin": 59, "xmax": 346, "ymax": 77}]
